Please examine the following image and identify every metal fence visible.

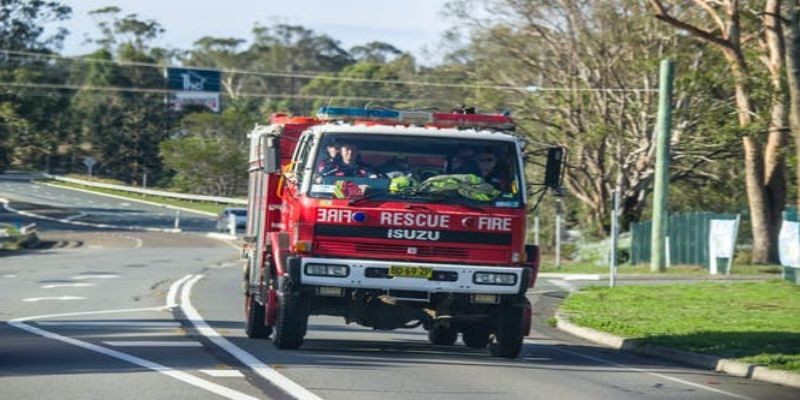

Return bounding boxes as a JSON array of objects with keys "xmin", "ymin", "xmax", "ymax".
[{"xmin": 631, "ymin": 212, "xmax": 738, "ymax": 267}]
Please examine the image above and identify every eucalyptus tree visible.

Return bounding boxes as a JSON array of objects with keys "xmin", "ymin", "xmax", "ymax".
[{"xmin": 444, "ymin": 0, "xmax": 741, "ymax": 236}]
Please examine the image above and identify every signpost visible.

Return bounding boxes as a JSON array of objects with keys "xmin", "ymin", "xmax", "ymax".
[
  {"xmin": 166, "ymin": 67, "xmax": 221, "ymax": 112},
  {"xmin": 83, "ymin": 157, "xmax": 96, "ymax": 177}
]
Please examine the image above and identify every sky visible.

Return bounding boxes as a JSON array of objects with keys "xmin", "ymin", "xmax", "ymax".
[{"xmin": 50, "ymin": 0, "xmax": 456, "ymax": 64}]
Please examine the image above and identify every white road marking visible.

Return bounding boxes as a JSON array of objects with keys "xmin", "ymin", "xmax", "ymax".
[
  {"xmin": 36, "ymin": 321, "xmax": 181, "ymax": 328},
  {"xmin": 563, "ymin": 274, "xmax": 601, "ymax": 281},
  {"xmin": 548, "ymin": 279, "xmax": 577, "ymax": 293},
  {"xmin": 63, "ymin": 211, "xmax": 88, "ymax": 221},
  {"xmin": 71, "ymin": 273, "xmax": 119, "ymax": 280},
  {"xmin": 545, "ymin": 345, "xmax": 755, "ymax": 400},
  {"xmin": 87, "ymin": 245, "xmax": 104, "ymax": 249},
  {"xmin": 8, "ymin": 276, "xmax": 259, "ymax": 400},
  {"xmin": 41, "ymin": 283, "xmax": 96, "ymax": 289},
  {"xmin": 200, "ymin": 370, "xmax": 245, "ymax": 378},
  {"xmin": 23, "ymin": 296, "xmax": 87, "ymax": 302},
  {"xmin": 181, "ymin": 275, "xmax": 324, "ymax": 400},
  {"xmin": 166, "ymin": 274, "xmax": 194, "ymax": 308},
  {"xmin": 123, "ymin": 235, "xmax": 144, "ymax": 248},
  {"xmin": 103, "ymin": 340, "xmax": 203, "ymax": 347},
  {"xmin": 4, "ymin": 274, "xmax": 18, "ymax": 278}
]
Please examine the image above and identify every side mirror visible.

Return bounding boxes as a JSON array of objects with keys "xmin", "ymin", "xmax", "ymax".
[
  {"xmin": 262, "ymin": 134, "xmax": 280, "ymax": 173},
  {"xmin": 544, "ymin": 147, "xmax": 564, "ymax": 189}
]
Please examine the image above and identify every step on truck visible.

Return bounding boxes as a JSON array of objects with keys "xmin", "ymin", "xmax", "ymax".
[{"xmin": 242, "ymin": 107, "xmax": 564, "ymax": 358}]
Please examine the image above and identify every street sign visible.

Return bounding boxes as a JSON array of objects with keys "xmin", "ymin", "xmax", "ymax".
[
  {"xmin": 83, "ymin": 156, "xmax": 96, "ymax": 177},
  {"xmin": 166, "ymin": 67, "xmax": 221, "ymax": 112}
]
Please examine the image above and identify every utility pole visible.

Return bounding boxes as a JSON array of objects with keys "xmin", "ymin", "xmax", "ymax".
[
  {"xmin": 651, "ymin": 59, "xmax": 675, "ymax": 272},
  {"xmin": 555, "ymin": 197, "xmax": 563, "ymax": 268},
  {"xmin": 610, "ymin": 189, "xmax": 620, "ymax": 287}
]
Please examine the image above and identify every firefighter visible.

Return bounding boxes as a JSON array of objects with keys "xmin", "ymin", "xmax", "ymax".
[
  {"xmin": 476, "ymin": 149, "xmax": 509, "ymax": 191},
  {"xmin": 316, "ymin": 141, "xmax": 342, "ymax": 175},
  {"xmin": 322, "ymin": 142, "xmax": 379, "ymax": 178}
]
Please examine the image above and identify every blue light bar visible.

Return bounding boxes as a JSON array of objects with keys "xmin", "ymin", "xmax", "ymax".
[{"xmin": 317, "ymin": 107, "xmax": 400, "ymax": 120}]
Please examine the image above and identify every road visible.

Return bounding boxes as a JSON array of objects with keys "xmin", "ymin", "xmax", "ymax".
[{"xmin": 1, "ymin": 173, "xmax": 797, "ymax": 400}]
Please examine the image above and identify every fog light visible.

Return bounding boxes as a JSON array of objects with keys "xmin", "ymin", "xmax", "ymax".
[
  {"xmin": 305, "ymin": 264, "xmax": 349, "ymax": 277},
  {"xmin": 473, "ymin": 272, "xmax": 517, "ymax": 286},
  {"xmin": 293, "ymin": 241, "xmax": 312, "ymax": 253},
  {"xmin": 471, "ymin": 294, "xmax": 499, "ymax": 304}
]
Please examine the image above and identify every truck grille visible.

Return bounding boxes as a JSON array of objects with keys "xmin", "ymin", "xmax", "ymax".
[{"xmin": 316, "ymin": 240, "xmax": 507, "ymax": 264}]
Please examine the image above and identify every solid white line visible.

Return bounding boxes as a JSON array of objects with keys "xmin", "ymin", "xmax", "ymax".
[
  {"xmin": 8, "ymin": 319, "xmax": 258, "ymax": 400},
  {"xmin": 546, "ymin": 346, "xmax": 755, "ymax": 400},
  {"xmin": 200, "ymin": 369, "xmax": 245, "ymax": 378},
  {"xmin": 63, "ymin": 211, "xmax": 88, "ymax": 221},
  {"xmin": 181, "ymin": 275, "xmax": 324, "ymax": 400},
  {"xmin": 166, "ymin": 274, "xmax": 193, "ymax": 308},
  {"xmin": 548, "ymin": 279, "xmax": 576, "ymax": 293},
  {"xmin": 103, "ymin": 340, "xmax": 203, "ymax": 347},
  {"xmin": 36, "ymin": 321, "xmax": 181, "ymax": 327},
  {"xmin": 41, "ymin": 283, "xmax": 96, "ymax": 289},
  {"xmin": 23, "ymin": 296, "xmax": 87, "ymax": 302}
]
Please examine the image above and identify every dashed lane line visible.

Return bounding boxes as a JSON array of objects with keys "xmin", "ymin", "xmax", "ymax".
[
  {"xmin": 103, "ymin": 340, "xmax": 203, "ymax": 347},
  {"xmin": 37, "ymin": 321, "xmax": 181, "ymax": 328},
  {"xmin": 8, "ymin": 276, "xmax": 260, "ymax": 400},
  {"xmin": 71, "ymin": 273, "xmax": 119, "ymax": 280},
  {"xmin": 41, "ymin": 283, "xmax": 96, "ymax": 289},
  {"xmin": 539, "ymin": 343, "xmax": 755, "ymax": 400},
  {"xmin": 22, "ymin": 296, "xmax": 87, "ymax": 302},
  {"xmin": 200, "ymin": 370, "xmax": 245, "ymax": 378}
]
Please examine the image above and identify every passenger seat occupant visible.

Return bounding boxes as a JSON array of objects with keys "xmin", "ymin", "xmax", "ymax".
[
  {"xmin": 322, "ymin": 142, "xmax": 379, "ymax": 178},
  {"xmin": 449, "ymin": 147, "xmax": 479, "ymax": 175},
  {"xmin": 317, "ymin": 142, "xmax": 341, "ymax": 175},
  {"xmin": 476, "ymin": 150, "xmax": 509, "ymax": 191}
]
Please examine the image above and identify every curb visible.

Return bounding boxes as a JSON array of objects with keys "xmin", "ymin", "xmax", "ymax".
[
  {"xmin": 37, "ymin": 181, "xmax": 217, "ymax": 217},
  {"xmin": 539, "ymin": 273, "xmax": 778, "ymax": 281},
  {"xmin": 555, "ymin": 311, "xmax": 800, "ymax": 389}
]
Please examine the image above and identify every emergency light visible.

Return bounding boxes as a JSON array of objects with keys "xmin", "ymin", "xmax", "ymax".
[{"xmin": 316, "ymin": 106, "xmax": 515, "ymax": 131}]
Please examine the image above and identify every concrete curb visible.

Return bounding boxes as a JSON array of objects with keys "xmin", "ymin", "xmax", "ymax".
[
  {"xmin": 539, "ymin": 272, "xmax": 778, "ymax": 281},
  {"xmin": 555, "ymin": 311, "xmax": 800, "ymax": 389},
  {"xmin": 37, "ymin": 181, "xmax": 217, "ymax": 217}
]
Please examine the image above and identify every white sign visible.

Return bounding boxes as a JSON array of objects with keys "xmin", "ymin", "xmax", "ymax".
[
  {"xmin": 779, "ymin": 221, "xmax": 800, "ymax": 267},
  {"xmin": 709, "ymin": 218, "xmax": 739, "ymax": 275},
  {"xmin": 172, "ymin": 91, "xmax": 220, "ymax": 112},
  {"xmin": 83, "ymin": 157, "xmax": 96, "ymax": 169}
]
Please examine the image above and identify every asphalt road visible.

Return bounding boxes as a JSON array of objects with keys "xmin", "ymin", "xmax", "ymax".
[{"xmin": 1, "ymin": 173, "xmax": 797, "ymax": 400}]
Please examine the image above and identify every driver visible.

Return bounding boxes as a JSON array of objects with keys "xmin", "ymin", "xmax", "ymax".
[{"xmin": 322, "ymin": 142, "xmax": 379, "ymax": 178}]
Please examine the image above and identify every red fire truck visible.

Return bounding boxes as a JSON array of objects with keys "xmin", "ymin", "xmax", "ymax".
[{"xmin": 242, "ymin": 107, "xmax": 563, "ymax": 358}]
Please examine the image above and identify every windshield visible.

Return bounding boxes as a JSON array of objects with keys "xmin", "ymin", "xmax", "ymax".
[{"xmin": 307, "ymin": 133, "xmax": 523, "ymax": 208}]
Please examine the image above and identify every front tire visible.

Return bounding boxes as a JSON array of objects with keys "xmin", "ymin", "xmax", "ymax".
[
  {"xmin": 244, "ymin": 294, "xmax": 272, "ymax": 339},
  {"xmin": 490, "ymin": 305, "xmax": 524, "ymax": 358},
  {"xmin": 272, "ymin": 283, "xmax": 309, "ymax": 349},
  {"xmin": 462, "ymin": 324, "xmax": 491, "ymax": 349},
  {"xmin": 428, "ymin": 324, "xmax": 458, "ymax": 346}
]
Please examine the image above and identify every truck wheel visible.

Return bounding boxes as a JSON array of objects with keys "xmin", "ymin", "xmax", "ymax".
[
  {"xmin": 272, "ymin": 283, "xmax": 309, "ymax": 350},
  {"xmin": 244, "ymin": 294, "xmax": 272, "ymax": 339},
  {"xmin": 490, "ymin": 305, "xmax": 524, "ymax": 358},
  {"xmin": 428, "ymin": 324, "xmax": 458, "ymax": 346},
  {"xmin": 462, "ymin": 325, "xmax": 491, "ymax": 349}
]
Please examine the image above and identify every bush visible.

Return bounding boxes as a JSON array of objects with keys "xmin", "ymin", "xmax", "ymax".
[{"xmin": 572, "ymin": 232, "xmax": 631, "ymax": 265}]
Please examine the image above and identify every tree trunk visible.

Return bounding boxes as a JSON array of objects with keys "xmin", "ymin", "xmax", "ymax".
[{"xmin": 787, "ymin": 2, "xmax": 800, "ymax": 211}]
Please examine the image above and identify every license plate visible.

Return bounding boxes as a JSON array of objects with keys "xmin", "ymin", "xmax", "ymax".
[{"xmin": 389, "ymin": 265, "xmax": 433, "ymax": 279}]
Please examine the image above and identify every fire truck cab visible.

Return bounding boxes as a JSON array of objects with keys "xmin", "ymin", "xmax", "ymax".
[{"xmin": 243, "ymin": 107, "xmax": 562, "ymax": 358}]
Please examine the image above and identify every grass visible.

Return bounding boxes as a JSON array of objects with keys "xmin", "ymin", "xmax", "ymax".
[
  {"xmin": 539, "ymin": 260, "xmax": 781, "ymax": 276},
  {"xmin": 561, "ymin": 281, "xmax": 800, "ymax": 372},
  {"xmin": 43, "ymin": 180, "xmax": 230, "ymax": 215}
]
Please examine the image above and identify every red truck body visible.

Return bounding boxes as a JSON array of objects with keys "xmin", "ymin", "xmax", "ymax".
[{"xmin": 242, "ymin": 107, "xmax": 543, "ymax": 358}]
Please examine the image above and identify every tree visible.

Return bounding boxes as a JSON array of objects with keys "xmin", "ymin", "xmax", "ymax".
[
  {"xmin": 650, "ymin": 0, "xmax": 789, "ymax": 263},
  {"xmin": 445, "ymin": 0, "xmax": 741, "ymax": 236}
]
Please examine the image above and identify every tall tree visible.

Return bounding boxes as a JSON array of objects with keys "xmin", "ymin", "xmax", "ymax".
[{"xmin": 650, "ymin": 0, "xmax": 788, "ymax": 263}]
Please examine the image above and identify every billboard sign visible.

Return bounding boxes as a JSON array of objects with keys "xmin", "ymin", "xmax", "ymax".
[{"xmin": 166, "ymin": 67, "xmax": 221, "ymax": 112}]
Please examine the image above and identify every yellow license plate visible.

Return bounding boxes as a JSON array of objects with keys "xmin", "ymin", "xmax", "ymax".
[{"xmin": 389, "ymin": 266, "xmax": 433, "ymax": 279}]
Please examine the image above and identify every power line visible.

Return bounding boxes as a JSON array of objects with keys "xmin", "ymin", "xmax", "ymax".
[
  {"xmin": 0, "ymin": 48, "xmax": 657, "ymax": 93},
  {"xmin": 0, "ymin": 81, "xmax": 417, "ymax": 103}
]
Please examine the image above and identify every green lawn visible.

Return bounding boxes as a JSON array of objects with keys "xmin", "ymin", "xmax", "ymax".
[
  {"xmin": 43, "ymin": 180, "xmax": 230, "ymax": 215},
  {"xmin": 561, "ymin": 281, "xmax": 800, "ymax": 372},
  {"xmin": 540, "ymin": 261, "xmax": 781, "ymax": 276}
]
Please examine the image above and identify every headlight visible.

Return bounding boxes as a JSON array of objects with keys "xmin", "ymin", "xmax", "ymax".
[
  {"xmin": 305, "ymin": 264, "xmax": 349, "ymax": 277},
  {"xmin": 473, "ymin": 272, "xmax": 517, "ymax": 286}
]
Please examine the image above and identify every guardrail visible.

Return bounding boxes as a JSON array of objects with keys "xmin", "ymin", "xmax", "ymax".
[{"xmin": 44, "ymin": 174, "xmax": 247, "ymax": 205}]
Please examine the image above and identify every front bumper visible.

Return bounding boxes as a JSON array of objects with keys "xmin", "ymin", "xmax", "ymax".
[{"xmin": 295, "ymin": 257, "xmax": 528, "ymax": 295}]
